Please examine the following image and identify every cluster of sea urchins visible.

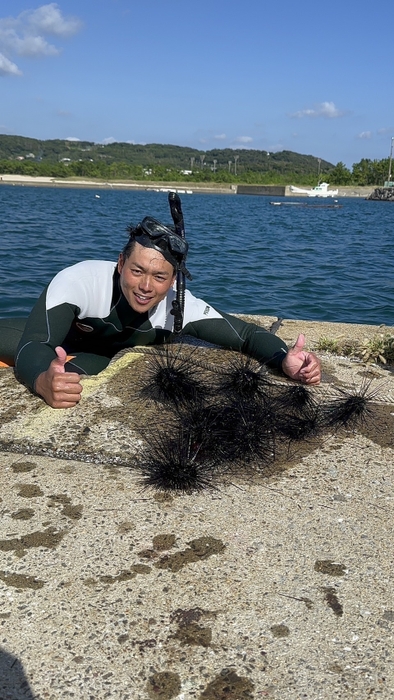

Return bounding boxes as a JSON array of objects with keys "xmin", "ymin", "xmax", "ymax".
[{"xmin": 136, "ymin": 346, "xmax": 377, "ymax": 493}]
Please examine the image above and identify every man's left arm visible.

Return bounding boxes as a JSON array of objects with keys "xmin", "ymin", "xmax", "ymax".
[{"xmin": 182, "ymin": 311, "xmax": 321, "ymax": 383}]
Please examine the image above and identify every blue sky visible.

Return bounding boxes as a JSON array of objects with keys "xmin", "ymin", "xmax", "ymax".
[{"xmin": 0, "ymin": 0, "xmax": 393, "ymax": 168}]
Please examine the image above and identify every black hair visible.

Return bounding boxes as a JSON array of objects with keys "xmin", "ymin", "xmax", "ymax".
[
  {"xmin": 121, "ymin": 224, "xmax": 179, "ymax": 274},
  {"xmin": 121, "ymin": 227, "xmax": 138, "ymax": 260}
]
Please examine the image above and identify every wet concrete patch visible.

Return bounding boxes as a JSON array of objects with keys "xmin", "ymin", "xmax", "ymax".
[
  {"xmin": 323, "ymin": 587, "xmax": 344, "ymax": 617},
  {"xmin": 199, "ymin": 668, "xmax": 255, "ymax": 699},
  {"xmin": 47, "ymin": 494, "xmax": 83, "ymax": 520},
  {"xmin": 170, "ymin": 607, "xmax": 216, "ymax": 648},
  {"xmin": 270, "ymin": 623, "xmax": 290, "ymax": 638},
  {"xmin": 0, "ymin": 571, "xmax": 45, "ymax": 589},
  {"xmin": 154, "ymin": 536, "xmax": 225, "ymax": 573},
  {"xmin": 10, "ymin": 508, "xmax": 35, "ymax": 520},
  {"xmin": 0, "ymin": 344, "xmax": 391, "ymax": 465},
  {"xmin": 11, "ymin": 461, "xmax": 37, "ymax": 473},
  {"xmin": 314, "ymin": 560, "xmax": 347, "ymax": 576},
  {"xmin": 0, "ymin": 527, "xmax": 66, "ymax": 552},
  {"xmin": 152, "ymin": 533, "xmax": 176, "ymax": 550},
  {"xmin": 146, "ymin": 670, "xmax": 182, "ymax": 699},
  {"xmin": 173, "ymin": 621, "xmax": 212, "ymax": 647},
  {"xmin": 15, "ymin": 484, "xmax": 44, "ymax": 498},
  {"xmin": 357, "ymin": 403, "xmax": 394, "ymax": 448}
]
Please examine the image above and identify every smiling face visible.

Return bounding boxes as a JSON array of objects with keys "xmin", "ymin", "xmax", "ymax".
[{"xmin": 117, "ymin": 241, "xmax": 176, "ymax": 313}]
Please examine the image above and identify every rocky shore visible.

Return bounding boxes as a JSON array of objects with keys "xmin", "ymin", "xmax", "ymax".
[
  {"xmin": 0, "ymin": 316, "xmax": 393, "ymax": 699},
  {"xmin": 367, "ymin": 187, "xmax": 394, "ymax": 201}
]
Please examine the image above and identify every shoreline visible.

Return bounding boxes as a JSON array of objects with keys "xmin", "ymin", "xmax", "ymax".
[
  {"xmin": 0, "ymin": 173, "xmax": 374, "ymax": 197},
  {"xmin": 0, "ymin": 173, "xmax": 234, "ymax": 195}
]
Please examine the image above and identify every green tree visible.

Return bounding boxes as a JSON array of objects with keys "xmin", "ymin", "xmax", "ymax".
[{"xmin": 328, "ymin": 161, "xmax": 352, "ymax": 185}]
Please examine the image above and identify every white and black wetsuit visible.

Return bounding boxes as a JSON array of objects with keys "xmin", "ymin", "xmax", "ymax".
[{"xmin": 1, "ymin": 260, "xmax": 288, "ymax": 392}]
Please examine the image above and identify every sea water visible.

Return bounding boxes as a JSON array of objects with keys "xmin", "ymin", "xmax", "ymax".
[{"xmin": 0, "ymin": 184, "xmax": 393, "ymax": 325}]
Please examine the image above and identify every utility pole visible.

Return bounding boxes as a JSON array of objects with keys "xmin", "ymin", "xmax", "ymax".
[
  {"xmin": 200, "ymin": 154, "xmax": 205, "ymax": 169},
  {"xmin": 228, "ymin": 160, "xmax": 232, "ymax": 172},
  {"xmin": 190, "ymin": 156, "xmax": 195, "ymax": 170},
  {"xmin": 213, "ymin": 159, "xmax": 217, "ymax": 172},
  {"xmin": 388, "ymin": 137, "xmax": 394, "ymax": 185},
  {"xmin": 317, "ymin": 158, "xmax": 321, "ymax": 184},
  {"xmin": 234, "ymin": 155, "xmax": 239, "ymax": 176}
]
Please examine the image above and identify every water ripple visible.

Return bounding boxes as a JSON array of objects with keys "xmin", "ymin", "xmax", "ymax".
[{"xmin": 0, "ymin": 186, "xmax": 393, "ymax": 325}]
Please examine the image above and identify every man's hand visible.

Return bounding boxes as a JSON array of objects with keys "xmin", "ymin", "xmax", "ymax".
[
  {"xmin": 34, "ymin": 346, "xmax": 83, "ymax": 408},
  {"xmin": 282, "ymin": 333, "xmax": 321, "ymax": 385}
]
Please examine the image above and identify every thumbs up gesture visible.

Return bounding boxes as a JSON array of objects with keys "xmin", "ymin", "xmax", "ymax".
[
  {"xmin": 281, "ymin": 334, "xmax": 321, "ymax": 385},
  {"xmin": 34, "ymin": 346, "xmax": 83, "ymax": 408}
]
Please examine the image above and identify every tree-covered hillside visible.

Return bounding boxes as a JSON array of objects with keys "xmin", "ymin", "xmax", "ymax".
[
  {"xmin": 0, "ymin": 134, "xmax": 390, "ymax": 186},
  {"xmin": 0, "ymin": 134, "xmax": 333, "ymax": 182}
]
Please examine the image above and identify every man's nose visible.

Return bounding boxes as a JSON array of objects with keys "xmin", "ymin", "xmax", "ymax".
[{"xmin": 139, "ymin": 275, "xmax": 152, "ymax": 290}]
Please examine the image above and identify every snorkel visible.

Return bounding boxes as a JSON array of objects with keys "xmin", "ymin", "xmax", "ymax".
[
  {"xmin": 124, "ymin": 194, "xmax": 191, "ymax": 334},
  {"xmin": 168, "ymin": 192, "xmax": 187, "ymax": 335}
]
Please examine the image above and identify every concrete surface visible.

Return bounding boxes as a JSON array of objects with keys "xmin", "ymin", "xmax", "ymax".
[{"xmin": 0, "ymin": 317, "xmax": 393, "ymax": 699}]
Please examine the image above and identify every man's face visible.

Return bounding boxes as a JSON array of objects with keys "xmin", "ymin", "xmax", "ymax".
[{"xmin": 118, "ymin": 241, "xmax": 176, "ymax": 313}]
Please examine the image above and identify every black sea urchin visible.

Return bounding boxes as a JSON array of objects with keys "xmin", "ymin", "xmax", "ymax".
[
  {"xmin": 140, "ymin": 345, "xmax": 209, "ymax": 408},
  {"xmin": 137, "ymin": 427, "xmax": 217, "ymax": 493},
  {"xmin": 273, "ymin": 406, "xmax": 322, "ymax": 443},
  {"xmin": 211, "ymin": 399, "xmax": 276, "ymax": 468},
  {"xmin": 321, "ymin": 380, "xmax": 379, "ymax": 431},
  {"xmin": 272, "ymin": 384, "xmax": 316, "ymax": 415},
  {"xmin": 175, "ymin": 395, "xmax": 276, "ymax": 474},
  {"xmin": 214, "ymin": 354, "xmax": 272, "ymax": 403}
]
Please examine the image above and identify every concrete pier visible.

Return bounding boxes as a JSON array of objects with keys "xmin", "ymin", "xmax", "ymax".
[{"xmin": 0, "ymin": 316, "xmax": 393, "ymax": 699}]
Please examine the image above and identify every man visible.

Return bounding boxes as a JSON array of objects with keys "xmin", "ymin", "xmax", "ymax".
[{"xmin": 1, "ymin": 216, "xmax": 321, "ymax": 408}]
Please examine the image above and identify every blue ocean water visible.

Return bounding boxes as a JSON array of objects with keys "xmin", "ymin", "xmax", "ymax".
[{"xmin": 0, "ymin": 184, "xmax": 393, "ymax": 325}]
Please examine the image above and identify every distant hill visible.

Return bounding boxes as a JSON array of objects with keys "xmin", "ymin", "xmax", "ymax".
[{"xmin": 0, "ymin": 134, "xmax": 334, "ymax": 179}]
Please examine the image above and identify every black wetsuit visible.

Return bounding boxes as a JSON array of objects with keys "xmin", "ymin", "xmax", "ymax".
[{"xmin": 0, "ymin": 260, "xmax": 288, "ymax": 392}]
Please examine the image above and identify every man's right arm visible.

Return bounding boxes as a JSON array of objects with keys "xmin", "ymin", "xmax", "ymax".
[{"xmin": 15, "ymin": 288, "xmax": 82, "ymax": 403}]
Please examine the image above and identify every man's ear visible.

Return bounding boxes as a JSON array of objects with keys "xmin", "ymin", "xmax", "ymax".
[{"xmin": 117, "ymin": 253, "xmax": 124, "ymax": 274}]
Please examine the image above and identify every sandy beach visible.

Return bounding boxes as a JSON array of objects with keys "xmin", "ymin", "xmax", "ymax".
[{"xmin": 0, "ymin": 173, "xmax": 235, "ymax": 195}]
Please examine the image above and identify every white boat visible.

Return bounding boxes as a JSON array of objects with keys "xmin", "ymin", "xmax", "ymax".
[{"xmin": 290, "ymin": 182, "xmax": 339, "ymax": 198}]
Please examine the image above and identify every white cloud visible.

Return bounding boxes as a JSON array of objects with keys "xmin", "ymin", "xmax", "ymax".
[
  {"xmin": 214, "ymin": 133, "xmax": 226, "ymax": 140},
  {"xmin": 14, "ymin": 33, "xmax": 59, "ymax": 57},
  {"xmin": 26, "ymin": 3, "xmax": 82, "ymax": 37},
  {"xmin": 102, "ymin": 137, "xmax": 116, "ymax": 145},
  {"xmin": 65, "ymin": 136, "xmax": 80, "ymax": 141},
  {"xmin": 233, "ymin": 136, "xmax": 253, "ymax": 144},
  {"xmin": 0, "ymin": 3, "xmax": 82, "ymax": 76},
  {"xmin": 291, "ymin": 101, "xmax": 344, "ymax": 119},
  {"xmin": 357, "ymin": 131, "xmax": 372, "ymax": 140},
  {"xmin": 377, "ymin": 127, "xmax": 394, "ymax": 136},
  {"xmin": 0, "ymin": 51, "xmax": 22, "ymax": 76}
]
